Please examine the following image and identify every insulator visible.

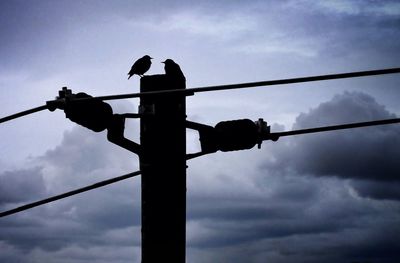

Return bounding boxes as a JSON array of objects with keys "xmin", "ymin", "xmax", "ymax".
[
  {"xmin": 64, "ymin": 93, "xmax": 113, "ymax": 132},
  {"xmin": 215, "ymin": 119, "xmax": 258, "ymax": 152}
]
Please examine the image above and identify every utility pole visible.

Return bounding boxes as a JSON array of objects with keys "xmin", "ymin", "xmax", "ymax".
[
  {"xmin": 139, "ymin": 74, "xmax": 186, "ymax": 262},
  {"xmin": 2, "ymin": 67, "xmax": 400, "ymax": 262}
]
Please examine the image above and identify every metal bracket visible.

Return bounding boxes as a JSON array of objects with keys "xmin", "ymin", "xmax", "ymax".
[
  {"xmin": 185, "ymin": 120, "xmax": 218, "ymax": 160},
  {"xmin": 46, "ymin": 87, "xmax": 74, "ymax": 111},
  {"xmin": 139, "ymin": 104, "xmax": 156, "ymax": 116},
  {"xmin": 255, "ymin": 118, "xmax": 271, "ymax": 148},
  {"xmin": 107, "ymin": 114, "xmax": 142, "ymax": 155}
]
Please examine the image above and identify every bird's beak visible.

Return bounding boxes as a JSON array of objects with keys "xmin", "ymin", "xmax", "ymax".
[
  {"xmin": 161, "ymin": 61, "xmax": 166, "ymax": 64},
  {"xmin": 150, "ymin": 57, "xmax": 153, "ymax": 59}
]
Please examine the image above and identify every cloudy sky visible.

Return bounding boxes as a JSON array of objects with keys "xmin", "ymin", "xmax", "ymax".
[{"xmin": 1, "ymin": 0, "xmax": 400, "ymax": 262}]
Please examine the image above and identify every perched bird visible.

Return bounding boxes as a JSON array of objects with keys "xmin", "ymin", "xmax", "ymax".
[
  {"xmin": 162, "ymin": 59, "xmax": 186, "ymax": 81},
  {"xmin": 127, "ymin": 55, "xmax": 153, "ymax": 79}
]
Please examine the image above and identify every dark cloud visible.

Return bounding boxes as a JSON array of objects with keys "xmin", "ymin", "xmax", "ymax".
[
  {"xmin": 0, "ymin": 125, "xmax": 140, "ymax": 261},
  {"xmin": 186, "ymin": 171, "xmax": 400, "ymax": 262},
  {"xmin": 189, "ymin": 173, "xmax": 365, "ymax": 247},
  {"xmin": 268, "ymin": 91, "xmax": 400, "ymax": 182},
  {"xmin": 1, "ymin": 1, "xmax": 400, "ymax": 261},
  {"xmin": 0, "ymin": 167, "xmax": 45, "ymax": 205},
  {"xmin": 1, "ymin": 94, "xmax": 400, "ymax": 262},
  {"xmin": 189, "ymin": 225, "xmax": 400, "ymax": 263},
  {"xmin": 186, "ymin": 90, "xmax": 400, "ymax": 260},
  {"xmin": 351, "ymin": 180, "xmax": 400, "ymax": 200},
  {"xmin": 261, "ymin": 1, "xmax": 400, "ymax": 65}
]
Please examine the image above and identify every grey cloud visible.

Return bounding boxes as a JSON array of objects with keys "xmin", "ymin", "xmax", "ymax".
[
  {"xmin": 242, "ymin": 1, "xmax": 400, "ymax": 62},
  {"xmin": 308, "ymin": 0, "xmax": 400, "ymax": 16},
  {"xmin": 350, "ymin": 180, "xmax": 400, "ymax": 200},
  {"xmin": 0, "ymin": 167, "xmax": 46, "ymax": 205},
  {"xmin": 268, "ymin": 91, "xmax": 400, "ymax": 182},
  {"xmin": 1, "ymin": 96, "xmax": 399, "ymax": 262},
  {"xmin": 0, "ymin": 123, "xmax": 140, "ymax": 260},
  {"xmin": 1, "ymin": 1, "xmax": 399, "ymax": 261},
  {"xmin": 40, "ymin": 129, "xmax": 115, "ymax": 173},
  {"xmin": 181, "ymin": 91, "xmax": 398, "ymax": 261},
  {"xmin": 188, "ymin": 201, "xmax": 400, "ymax": 263},
  {"xmin": 78, "ymin": 195, "xmax": 140, "ymax": 229},
  {"xmin": 187, "ymin": 172, "xmax": 374, "ymax": 250}
]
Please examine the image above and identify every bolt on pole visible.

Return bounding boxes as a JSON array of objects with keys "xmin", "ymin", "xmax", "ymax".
[{"xmin": 139, "ymin": 74, "xmax": 187, "ymax": 262}]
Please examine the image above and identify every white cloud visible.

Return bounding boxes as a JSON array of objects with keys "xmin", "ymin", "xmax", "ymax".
[
  {"xmin": 164, "ymin": 11, "xmax": 256, "ymax": 38},
  {"xmin": 375, "ymin": 2, "xmax": 400, "ymax": 16},
  {"xmin": 314, "ymin": 0, "xmax": 362, "ymax": 15},
  {"xmin": 231, "ymin": 40, "xmax": 319, "ymax": 57},
  {"xmin": 132, "ymin": 9, "xmax": 256, "ymax": 40}
]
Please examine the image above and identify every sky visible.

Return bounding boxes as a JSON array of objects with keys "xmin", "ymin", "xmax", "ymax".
[{"xmin": 0, "ymin": 0, "xmax": 400, "ymax": 262}]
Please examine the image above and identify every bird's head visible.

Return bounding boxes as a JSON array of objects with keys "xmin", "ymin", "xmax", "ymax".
[
  {"xmin": 143, "ymin": 55, "xmax": 153, "ymax": 60},
  {"xmin": 161, "ymin": 59, "xmax": 174, "ymax": 65}
]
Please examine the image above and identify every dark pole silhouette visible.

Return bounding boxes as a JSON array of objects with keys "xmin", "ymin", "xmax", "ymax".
[
  {"xmin": 0, "ymin": 62, "xmax": 400, "ymax": 263},
  {"xmin": 127, "ymin": 55, "xmax": 153, "ymax": 79},
  {"xmin": 140, "ymin": 70, "xmax": 186, "ymax": 262},
  {"xmin": 1, "ymin": 117, "xmax": 399, "ymax": 218}
]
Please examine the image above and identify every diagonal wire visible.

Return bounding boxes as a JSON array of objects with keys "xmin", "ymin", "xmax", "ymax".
[
  {"xmin": 0, "ymin": 105, "xmax": 48, "ymax": 124},
  {"xmin": 1, "ymin": 68, "xmax": 399, "ymax": 125},
  {"xmin": 0, "ymin": 170, "xmax": 141, "ymax": 218},
  {"xmin": 264, "ymin": 118, "xmax": 400, "ymax": 141},
  {"xmin": 89, "ymin": 67, "xmax": 400, "ymax": 101},
  {"xmin": 1, "ymin": 119, "xmax": 399, "ymax": 217}
]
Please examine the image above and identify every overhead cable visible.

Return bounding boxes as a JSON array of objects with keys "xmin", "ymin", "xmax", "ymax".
[
  {"xmin": 92, "ymin": 67, "xmax": 400, "ymax": 101},
  {"xmin": 264, "ymin": 118, "xmax": 400, "ymax": 141},
  {"xmin": 1, "ymin": 68, "xmax": 399, "ymax": 124},
  {"xmin": 0, "ymin": 105, "xmax": 48, "ymax": 125},
  {"xmin": 0, "ymin": 170, "xmax": 141, "ymax": 218}
]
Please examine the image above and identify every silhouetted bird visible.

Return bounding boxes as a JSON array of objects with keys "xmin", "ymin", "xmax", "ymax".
[
  {"xmin": 162, "ymin": 59, "xmax": 186, "ymax": 81},
  {"xmin": 127, "ymin": 55, "xmax": 152, "ymax": 79}
]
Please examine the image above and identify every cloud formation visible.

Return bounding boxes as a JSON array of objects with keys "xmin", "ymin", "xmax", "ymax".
[
  {"xmin": 185, "ymin": 91, "xmax": 400, "ymax": 262},
  {"xmin": 0, "ymin": 168, "xmax": 45, "ymax": 205},
  {"xmin": 0, "ymin": 125, "xmax": 141, "ymax": 262},
  {"xmin": 267, "ymin": 91, "xmax": 400, "ymax": 183},
  {"xmin": 1, "ymin": 91, "xmax": 400, "ymax": 263},
  {"xmin": 1, "ymin": 1, "xmax": 400, "ymax": 262}
]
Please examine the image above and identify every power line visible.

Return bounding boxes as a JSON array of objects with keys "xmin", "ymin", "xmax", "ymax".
[
  {"xmin": 0, "ymin": 105, "xmax": 48, "ymax": 124},
  {"xmin": 0, "ymin": 67, "xmax": 399, "ymax": 125},
  {"xmin": 0, "ymin": 118, "xmax": 397, "ymax": 218},
  {"xmin": 92, "ymin": 67, "xmax": 400, "ymax": 101},
  {"xmin": 0, "ymin": 170, "xmax": 141, "ymax": 218},
  {"xmin": 264, "ymin": 118, "xmax": 400, "ymax": 141}
]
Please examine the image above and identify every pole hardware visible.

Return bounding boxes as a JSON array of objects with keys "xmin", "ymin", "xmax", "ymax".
[
  {"xmin": 48, "ymin": 87, "xmax": 141, "ymax": 155},
  {"xmin": 186, "ymin": 118, "xmax": 272, "ymax": 159}
]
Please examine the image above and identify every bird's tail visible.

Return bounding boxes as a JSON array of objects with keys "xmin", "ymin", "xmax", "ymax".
[{"xmin": 127, "ymin": 73, "xmax": 131, "ymax": 80}]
